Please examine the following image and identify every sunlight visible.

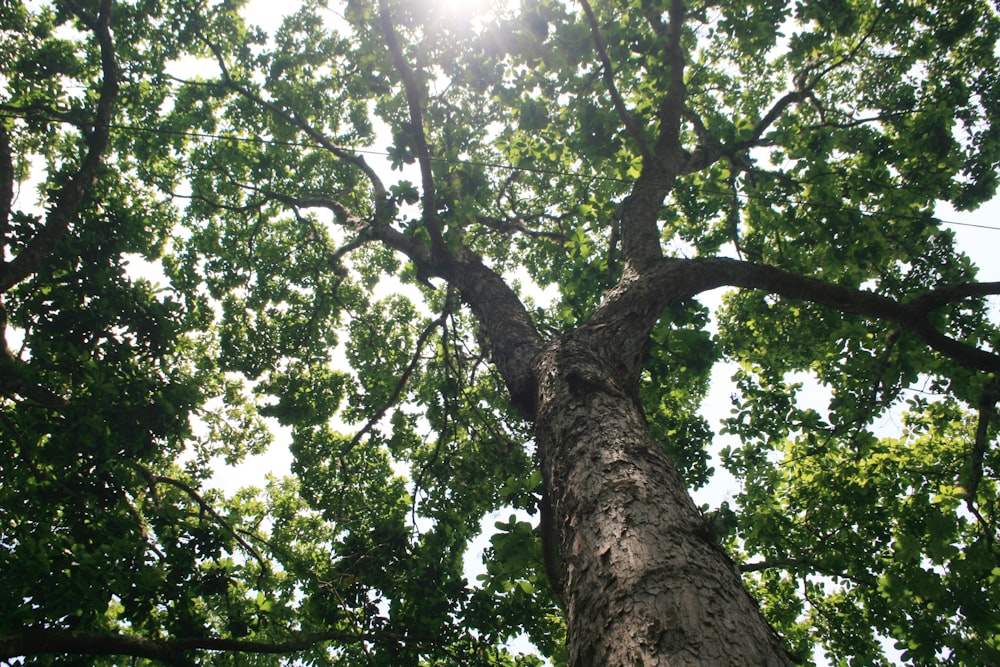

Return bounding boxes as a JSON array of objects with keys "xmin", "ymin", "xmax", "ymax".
[
  {"xmin": 416, "ymin": 0, "xmax": 515, "ymax": 31},
  {"xmin": 434, "ymin": 0, "xmax": 494, "ymax": 18}
]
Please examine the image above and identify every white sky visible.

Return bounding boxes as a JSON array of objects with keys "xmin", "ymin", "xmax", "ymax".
[
  {"xmin": 222, "ymin": 0, "xmax": 1000, "ymax": 502},
  {"xmin": 6, "ymin": 1, "xmax": 996, "ymax": 661}
]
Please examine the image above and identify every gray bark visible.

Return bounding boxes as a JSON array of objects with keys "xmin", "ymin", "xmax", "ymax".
[{"xmin": 533, "ymin": 331, "xmax": 794, "ymax": 666}]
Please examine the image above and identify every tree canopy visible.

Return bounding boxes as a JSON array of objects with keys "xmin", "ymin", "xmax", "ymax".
[{"xmin": 1, "ymin": 0, "xmax": 1000, "ymax": 664}]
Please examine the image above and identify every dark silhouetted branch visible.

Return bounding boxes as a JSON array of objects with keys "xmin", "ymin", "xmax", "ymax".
[
  {"xmin": 0, "ymin": 0, "xmax": 118, "ymax": 294},
  {"xmin": 579, "ymin": 0, "xmax": 650, "ymax": 159}
]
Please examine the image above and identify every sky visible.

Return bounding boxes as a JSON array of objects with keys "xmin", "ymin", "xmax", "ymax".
[
  {"xmin": 6, "ymin": 0, "xmax": 998, "ymax": 662},
  {"xmin": 222, "ymin": 0, "xmax": 1000, "ymax": 505},
  {"xmin": 189, "ymin": 15, "xmax": 1000, "ymax": 664}
]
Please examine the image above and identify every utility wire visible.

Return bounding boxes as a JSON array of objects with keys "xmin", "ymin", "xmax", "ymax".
[{"xmin": 3, "ymin": 109, "xmax": 999, "ymax": 233}]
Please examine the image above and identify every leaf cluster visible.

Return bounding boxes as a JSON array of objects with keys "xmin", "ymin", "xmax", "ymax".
[{"xmin": 3, "ymin": 0, "xmax": 1000, "ymax": 664}]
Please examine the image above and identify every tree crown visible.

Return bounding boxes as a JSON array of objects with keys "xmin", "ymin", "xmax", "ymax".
[{"xmin": 1, "ymin": 0, "xmax": 999, "ymax": 664}]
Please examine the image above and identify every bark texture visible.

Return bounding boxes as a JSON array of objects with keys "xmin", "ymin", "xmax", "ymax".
[{"xmin": 534, "ymin": 331, "xmax": 794, "ymax": 666}]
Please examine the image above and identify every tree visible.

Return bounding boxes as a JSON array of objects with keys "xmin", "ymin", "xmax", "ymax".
[{"xmin": 1, "ymin": 0, "xmax": 999, "ymax": 664}]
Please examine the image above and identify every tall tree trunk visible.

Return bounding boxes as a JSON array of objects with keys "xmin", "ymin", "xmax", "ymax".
[{"xmin": 534, "ymin": 332, "xmax": 794, "ymax": 666}]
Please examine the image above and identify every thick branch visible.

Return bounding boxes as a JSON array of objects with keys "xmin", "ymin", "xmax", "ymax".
[
  {"xmin": 617, "ymin": 0, "xmax": 688, "ymax": 273},
  {"xmin": 0, "ymin": 362, "xmax": 69, "ymax": 408},
  {"xmin": 967, "ymin": 379, "xmax": 999, "ymax": 503},
  {"xmin": 317, "ymin": 211, "xmax": 542, "ymax": 415},
  {"xmin": 908, "ymin": 282, "xmax": 1000, "ymax": 313},
  {"xmin": 651, "ymin": 0, "xmax": 687, "ymax": 163},
  {"xmin": 376, "ymin": 0, "xmax": 445, "ymax": 255},
  {"xmin": 1, "ymin": 631, "xmax": 194, "ymax": 667},
  {"xmin": 0, "ymin": 0, "xmax": 118, "ymax": 294},
  {"xmin": 0, "ymin": 101, "xmax": 90, "ymax": 128},
  {"xmin": 277, "ymin": 198, "xmax": 541, "ymax": 414},
  {"xmin": 242, "ymin": 148, "xmax": 541, "ymax": 416},
  {"xmin": 579, "ymin": 0, "xmax": 650, "ymax": 159},
  {"xmin": 0, "ymin": 629, "xmax": 400, "ymax": 667},
  {"xmin": 0, "ymin": 297, "xmax": 66, "ymax": 406},
  {"xmin": 666, "ymin": 258, "xmax": 1000, "ymax": 374},
  {"xmin": 643, "ymin": 6, "xmax": 668, "ymax": 36},
  {"xmin": 170, "ymin": 631, "xmax": 397, "ymax": 654},
  {"xmin": 448, "ymin": 257, "xmax": 545, "ymax": 417},
  {"xmin": 587, "ymin": 257, "xmax": 1000, "ymax": 384},
  {"xmin": 616, "ymin": 174, "xmax": 668, "ymax": 274}
]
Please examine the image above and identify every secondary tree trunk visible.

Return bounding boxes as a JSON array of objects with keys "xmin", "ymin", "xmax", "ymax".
[{"xmin": 534, "ymin": 331, "xmax": 794, "ymax": 666}]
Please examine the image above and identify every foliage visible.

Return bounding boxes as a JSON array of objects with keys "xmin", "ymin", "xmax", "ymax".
[{"xmin": 1, "ymin": 0, "xmax": 999, "ymax": 664}]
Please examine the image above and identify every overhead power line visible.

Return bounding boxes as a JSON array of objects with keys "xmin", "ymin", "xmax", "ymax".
[{"xmin": 3, "ymin": 110, "xmax": 999, "ymax": 233}]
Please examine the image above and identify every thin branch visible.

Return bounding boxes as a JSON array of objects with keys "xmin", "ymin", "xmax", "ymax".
[
  {"xmin": 119, "ymin": 486, "xmax": 168, "ymax": 561},
  {"xmin": 474, "ymin": 214, "xmax": 568, "ymax": 242},
  {"xmin": 192, "ymin": 26, "xmax": 389, "ymax": 208},
  {"xmin": 579, "ymin": 0, "xmax": 650, "ymax": 159},
  {"xmin": 132, "ymin": 464, "xmax": 270, "ymax": 579},
  {"xmin": 259, "ymin": 188, "xmax": 367, "ymax": 230},
  {"xmin": 686, "ymin": 20, "xmax": 883, "ymax": 174},
  {"xmin": 0, "ymin": 0, "xmax": 118, "ymax": 294},
  {"xmin": 741, "ymin": 556, "xmax": 878, "ymax": 587},
  {"xmin": 176, "ymin": 190, "xmax": 264, "ymax": 216},
  {"xmin": 740, "ymin": 90, "xmax": 806, "ymax": 150},
  {"xmin": 343, "ymin": 312, "xmax": 448, "ymax": 454},
  {"xmin": 243, "ymin": 188, "xmax": 384, "ymax": 276},
  {"xmin": 683, "ymin": 78, "xmax": 809, "ymax": 174},
  {"xmin": 191, "ymin": 24, "xmax": 440, "ymax": 277}
]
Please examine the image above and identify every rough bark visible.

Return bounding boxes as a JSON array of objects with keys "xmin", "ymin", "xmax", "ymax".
[
  {"xmin": 523, "ymin": 255, "xmax": 1000, "ymax": 665},
  {"xmin": 447, "ymin": 254, "xmax": 544, "ymax": 416},
  {"xmin": 534, "ymin": 330, "xmax": 794, "ymax": 666}
]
